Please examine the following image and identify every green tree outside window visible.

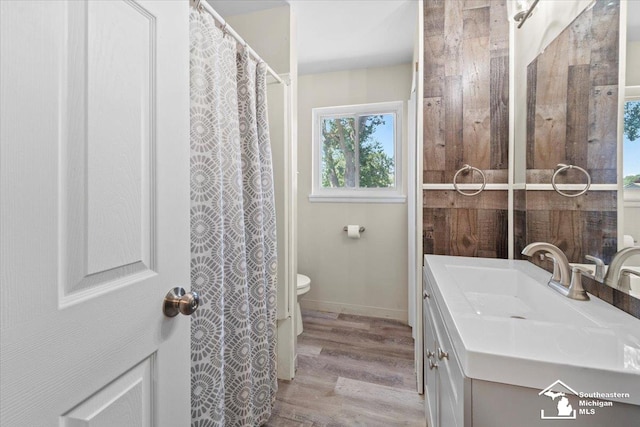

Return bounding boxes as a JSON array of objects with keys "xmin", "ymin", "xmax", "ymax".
[
  {"xmin": 624, "ymin": 101, "xmax": 640, "ymax": 187},
  {"xmin": 321, "ymin": 114, "xmax": 394, "ymax": 189}
]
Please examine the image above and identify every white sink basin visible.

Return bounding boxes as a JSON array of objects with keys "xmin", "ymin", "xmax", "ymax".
[
  {"xmin": 424, "ymin": 255, "xmax": 640, "ymax": 405},
  {"xmin": 446, "ymin": 265, "xmax": 599, "ymax": 325}
]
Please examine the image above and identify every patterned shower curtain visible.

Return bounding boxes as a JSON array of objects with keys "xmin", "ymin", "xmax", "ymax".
[{"xmin": 189, "ymin": 10, "xmax": 278, "ymax": 427}]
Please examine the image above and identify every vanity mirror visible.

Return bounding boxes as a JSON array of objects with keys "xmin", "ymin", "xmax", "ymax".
[
  {"xmin": 513, "ymin": 0, "xmax": 639, "ymax": 303},
  {"xmin": 623, "ymin": 1, "xmax": 640, "ymax": 269}
]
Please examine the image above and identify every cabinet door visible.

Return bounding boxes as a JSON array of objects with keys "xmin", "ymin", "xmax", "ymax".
[
  {"xmin": 432, "ymin": 296, "xmax": 465, "ymax": 427},
  {"xmin": 424, "ymin": 298, "xmax": 438, "ymax": 426},
  {"xmin": 440, "ymin": 376, "xmax": 462, "ymax": 427}
]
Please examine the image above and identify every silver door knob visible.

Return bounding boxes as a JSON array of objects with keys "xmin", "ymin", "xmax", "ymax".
[{"xmin": 163, "ymin": 287, "xmax": 200, "ymax": 317}]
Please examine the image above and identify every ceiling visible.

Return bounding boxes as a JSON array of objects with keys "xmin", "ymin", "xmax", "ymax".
[
  {"xmin": 207, "ymin": 0, "xmax": 636, "ymax": 73},
  {"xmin": 206, "ymin": 0, "xmax": 418, "ymax": 75},
  {"xmin": 206, "ymin": 0, "xmax": 287, "ymax": 16}
]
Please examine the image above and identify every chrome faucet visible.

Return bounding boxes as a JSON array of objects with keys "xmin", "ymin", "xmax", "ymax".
[
  {"xmin": 618, "ymin": 269, "xmax": 640, "ymax": 292},
  {"xmin": 521, "ymin": 242, "xmax": 589, "ymax": 301},
  {"xmin": 585, "ymin": 255, "xmax": 605, "ymax": 282},
  {"xmin": 603, "ymin": 247, "xmax": 640, "ymax": 290},
  {"xmin": 522, "ymin": 242, "xmax": 571, "ymax": 286}
]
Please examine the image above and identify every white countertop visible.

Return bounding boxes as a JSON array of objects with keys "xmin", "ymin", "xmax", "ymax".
[{"xmin": 424, "ymin": 255, "xmax": 640, "ymax": 405}]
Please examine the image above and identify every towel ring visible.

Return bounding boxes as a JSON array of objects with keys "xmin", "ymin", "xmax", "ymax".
[
  {"xmin": 551, "ymin": 163, "xmax": 591, "ymax": 198},
  {"xmin": 452, "ymin": 164, "xmax": 486, "ymax": 196}
]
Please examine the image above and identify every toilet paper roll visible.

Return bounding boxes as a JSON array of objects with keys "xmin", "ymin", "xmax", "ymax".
[
  {"xmin": 623, "ymin": 234, "xmax": 635, "ymax": 248},
  {"xmin": 347, "ymin": 225, "xmax": 361, "ymax": 239}
]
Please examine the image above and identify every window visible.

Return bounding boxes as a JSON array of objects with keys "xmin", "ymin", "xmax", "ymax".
[
  {"xmin": 624, "ymin": 97, "xmax": 640, "ymax": 190},
  {"xmin": 623, "ymin": 89, "xmax": 640, "ymax": 231},
  {"xmin": 311, "ymin": 101, "xmax": 403, "ymax": 203}
]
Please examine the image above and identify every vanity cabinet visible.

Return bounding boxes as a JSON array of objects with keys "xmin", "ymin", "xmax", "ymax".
[
  {"xmin": 423, "ymin": 269, "xmax": 470, "ymax": 427},
  {"xmin": 422, "ymin": 256, "xmax": 640, "ymax": 427}
]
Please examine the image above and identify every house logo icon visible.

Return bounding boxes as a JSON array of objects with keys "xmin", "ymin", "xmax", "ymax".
[{"xmin": 539, "ymin": 380, "xmax": 578, "ymax": 420}]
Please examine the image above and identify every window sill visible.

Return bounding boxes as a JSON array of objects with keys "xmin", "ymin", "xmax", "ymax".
[{"xmin": 308, "ymin": 193, "xmax": 406, "ymax": 204}]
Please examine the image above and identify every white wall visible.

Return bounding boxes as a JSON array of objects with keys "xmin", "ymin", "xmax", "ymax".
[
  {"xmin": 297, "ymin": 64, "xmax": 412, "ymax": 321},
  {"xmin": 225, "ymin": 6, "xmax": 291, "ymax": 75},
  {"xmin": 623, "ymin": 204, "xmax": 640, "ymax": 247},
  {"xmin": 626, "ymin": 41, "xmax": 640, "ymax": 86}
]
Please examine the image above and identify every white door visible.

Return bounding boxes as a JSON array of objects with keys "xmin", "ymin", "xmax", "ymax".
[{"xmin": 0, "ymin": 1, "xmax": 191, "ymax": 426}]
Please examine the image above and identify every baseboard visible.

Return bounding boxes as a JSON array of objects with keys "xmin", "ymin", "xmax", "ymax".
[{"xmin": 300, "ymin": 298, "xmax": 408, "ymax": 322}]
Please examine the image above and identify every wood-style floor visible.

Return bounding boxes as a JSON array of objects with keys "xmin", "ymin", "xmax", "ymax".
[{"xmin": 266, "ymin": 310, "xmax": 426, "ymax": 426}]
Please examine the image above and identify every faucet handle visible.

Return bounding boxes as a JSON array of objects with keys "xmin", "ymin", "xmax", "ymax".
[
  {"xmin": 544, "ymin": 254, "xmax": 561, "ymax": 283},
  {"xmin": 618, "ymin": 268, "xmax": 640, "ymax": 293},
  {"xmin": 567, "ymin": 267, "xmax": 590, "ymax": 301},
  {"xmin": 585, "ymin": 255, "xmax": 605, "ymax": 282}
]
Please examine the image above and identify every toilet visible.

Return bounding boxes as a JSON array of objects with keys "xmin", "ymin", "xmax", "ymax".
[{"xmin": 296, "ymin": 274, "xmax": 311, "ymax": 335}]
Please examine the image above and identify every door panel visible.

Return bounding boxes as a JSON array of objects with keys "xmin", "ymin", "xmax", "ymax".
[
  {"xmin": 0, "ymin": 1, "xmax": 190, "ymax": 426},
  {"xmin": 84, "ymin": 0, "xmax": 152, "ymax": 277},
  {"xmin": 61, "ymin": 357, "xmax": 153, "ymax": 427},
  {"xmin": 62, "ymin": 0, "xmax": 156, "ymax": 300}
]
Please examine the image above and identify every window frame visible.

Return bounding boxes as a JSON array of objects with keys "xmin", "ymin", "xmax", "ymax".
[{"xmin": 310, "ymin": 101, "xmax": 404, "ymax": 203}]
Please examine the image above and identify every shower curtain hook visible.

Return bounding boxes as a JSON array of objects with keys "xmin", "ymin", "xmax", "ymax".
[
  {"xmin": 221, "ymin": 23, "xmax": 228, "ymax": 38},
  {"xmin": 194, "ymin": 0, "xmax": 202, "ymax": 10}
]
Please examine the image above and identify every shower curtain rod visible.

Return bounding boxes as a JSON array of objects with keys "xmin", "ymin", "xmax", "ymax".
[{"xmin": 192, "ymin": 0, "xmax": 285, "ymax": 85}]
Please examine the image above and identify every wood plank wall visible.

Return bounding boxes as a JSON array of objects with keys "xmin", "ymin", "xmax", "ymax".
[
  {"xmin": 423, "ymin": 190, "xmax": 508, "ymax": 258},
  {"xmin": 523, "ymin": 0, "xmax": 619, "ymax": 264},
  {"xmin": 521, "ymin": 191, "xmax": 618, "ymax": 263},
  {"xmin": 423, "ymin": 0, "xmax": 509, "ymax": 258}
]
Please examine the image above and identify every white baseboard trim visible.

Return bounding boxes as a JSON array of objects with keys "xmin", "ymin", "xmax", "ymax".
[{"xmin": 300, "ymin": 298, "xmax": 408, "ymax": 322}]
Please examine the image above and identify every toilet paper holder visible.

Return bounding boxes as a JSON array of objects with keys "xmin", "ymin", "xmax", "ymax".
[{"xmin": 343, "ymin": 226, "xmax": 365, "ymax": 232}]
